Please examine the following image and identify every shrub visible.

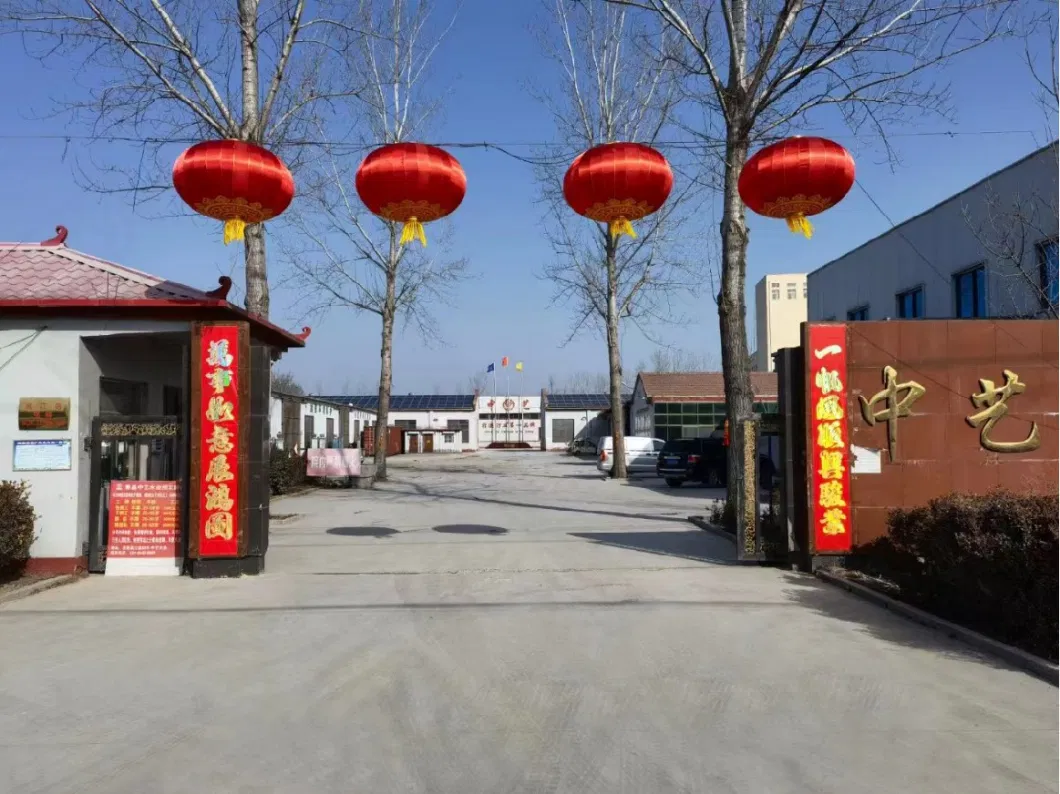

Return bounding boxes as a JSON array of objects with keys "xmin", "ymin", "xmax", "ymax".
[
  {"xmin": 269, "ymin": 446, "xmax": 307, "ymax": 495},
  {"xmin": 853, "ymin": 489, "xmax": 1058, "ymax": 661},
  {"xmin": 0, "ymin": 480, "xmax": 37, "ymax": 578}
]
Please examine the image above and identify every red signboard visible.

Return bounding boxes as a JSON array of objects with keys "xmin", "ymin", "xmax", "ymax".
[
  {"xmin": 807, "ymin": 324, "xmax": 853, "ymax": 553},
  {"xmin": 108, "ymin": 481, "xmax": 181, "ymax": 559},
  {"xmin": 198, "ymin": 324, "xmax": 241, "ymax": 557}
]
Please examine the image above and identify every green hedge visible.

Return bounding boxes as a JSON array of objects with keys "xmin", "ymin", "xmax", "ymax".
[
  {"xmin": 852, "ymin": 490, "xmax": 1058, "ymax": 662},
  {"xmin": 0, "ymin": 480, "xmax": 37, "ymax": 579},
  {"xmin": 269, "ymin": 447, "xmax": 307, "ymax": 496}
]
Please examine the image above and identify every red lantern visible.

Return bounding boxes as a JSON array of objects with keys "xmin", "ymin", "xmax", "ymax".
[
  {"xmin": 173, "ymin": 140, "xmax": 295, "ymax": 245},
  {"xmin": 563, "ymin": 142, "xmax": 673, "ymax": 239},
  {"xmin": 738, "ymin": 137, "xmax": 855, "ymax": 239},
  {"xmin": 355, "ymin": 143, "xmax": 466, "ymax": 247}
]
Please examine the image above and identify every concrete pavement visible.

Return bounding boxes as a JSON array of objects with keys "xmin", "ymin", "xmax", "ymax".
[{"xmin": 1, "ymin": 452, "xmax": 1056, "ymax": 793}]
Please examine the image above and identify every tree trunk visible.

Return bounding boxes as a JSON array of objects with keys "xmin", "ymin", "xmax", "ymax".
[
  {"xmin": 719, "ymin": 131, "xmax": 754, "ymax": 507},
  {"xmin": 238, "ymin": 0, "xmax": 269, "ymax": 319},
  {"xmin": 605, "ymin": 240, "xmax": 627, "ymax": 479},
  {"xmin": 374, "ymin": 227, "xmax": 399, "ymax": 481}
]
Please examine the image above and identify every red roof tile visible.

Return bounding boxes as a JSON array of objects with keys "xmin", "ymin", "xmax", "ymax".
[
  {"xmin": 0, "ymin": 242, "xmax": 212, "ymax": 302},
  {"xmin": 638, "ymin": 371, "xmax": 778, "ymax": 402}
]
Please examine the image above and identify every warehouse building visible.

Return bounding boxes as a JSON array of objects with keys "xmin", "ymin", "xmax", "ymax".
[
  {"xmin": 630, "ymin": 372, "xmax": 778, "ymax": 441},
  {"xmin": 269, "ymin": 392, "xmax": 375, "ymax": 451},
  {"xmin": 807, "ymin": 142, "xmax": 1058, "ymax": 322},
  {"xmin": 315, "ymin": 393, "xmax": 478, "ymax": 451},
  {"xmin": 539, "ymin": 392, "xmax": 628, "ymax": 450}
]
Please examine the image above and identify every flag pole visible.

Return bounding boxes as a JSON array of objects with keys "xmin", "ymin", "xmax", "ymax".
[
  {"xmin": 492, "ymin": 369, "xmax": 497, "ymax": 445},
  {"xmin": 506, "ymin": 371, "xmax": 511, "ymax": 445}
]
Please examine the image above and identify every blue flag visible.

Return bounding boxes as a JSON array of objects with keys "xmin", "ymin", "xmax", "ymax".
[{"xmin": 486, "ymin": 363, "xmax": 495, "ymax": 373}]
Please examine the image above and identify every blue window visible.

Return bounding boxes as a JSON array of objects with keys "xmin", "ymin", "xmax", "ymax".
[
  {"xmin": 896, "ymin": 286, "xmax": 924, "ymax": 318},
  {"xmin": 1038, "ymin": 240, "xmax": 1058, "ymax": 310},
  {"xmin": 953, "ymin": 265, "xmax": 986, "ymax": 318},
  {"xmin": 847, "ymin": 305, "xmax": 869, "ymax": 321}
]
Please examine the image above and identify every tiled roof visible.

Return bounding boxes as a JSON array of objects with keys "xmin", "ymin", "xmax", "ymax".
[
  {"xmin": 0, "ymin": 240, "xmax": 212, "ymax": 302},
  {"xmin": 638, "ymin": 371, "xmax": 778, "ymax": 402}
]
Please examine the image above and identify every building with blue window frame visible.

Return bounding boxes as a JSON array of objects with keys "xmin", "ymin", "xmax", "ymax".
[{"xmin": 807, "ymin": 142, "xmax": 1058, "ymax": 323}]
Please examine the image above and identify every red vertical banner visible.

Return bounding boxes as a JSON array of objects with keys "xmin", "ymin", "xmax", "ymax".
[
  {"xmin": 807, "ymin": 324, "xmax": 853, "ymax": 553},
  {"xmin": 198, "ymin": 325, "xmax": 240, "ymax": 557}
]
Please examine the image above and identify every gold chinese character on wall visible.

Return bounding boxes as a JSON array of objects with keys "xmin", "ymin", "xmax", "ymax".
[
  {"xmin": 818, "ymin": 450, "xmax": 845, "ymax": 480},
  {"xmin": 204, "ymin": 511, "xmax": 234, "ymax": 541},
  {"xmin": 858, "ymin": 365, "xmax": 926, "ymax": 461},
  {"xmin": 208, "ymin": 425, "xmax": 235, "ymax": 455},
  {"xmin": 816, "ymin": 421, "xmax": 845, "ymax": 450},
  {"xmin": 815, "ymin": 368, "xmax": 844, "ymax": 395},
  {"xmin": 206, "ymin": 454, "xmax": 234, "ymax": 483},
  {"xmin": 966, "ymin": 369, "xmax": 1041, "ymax": 453},
  {"xmin": 205, "ymin": 484, "xmax": 234, "ymax": 512},
  {"xmin": 819, "ymin": 508, "xmax": 847, "ymax": 536},
  {"xmin": 815, "ymin": 395, "xmax": 844, "ymax": 421},
  {"xmin": 205, "ymin": 396, "xmax": 235, "ymax": 423}
]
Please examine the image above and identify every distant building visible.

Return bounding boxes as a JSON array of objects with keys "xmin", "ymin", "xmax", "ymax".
[
  {"xmin": 630, "ymin": 372, "xmax": 778, "ymax": 441},
  {"xmin": 753, "ymin": 273, "xmax": 807, "ymax": 371},
  {"xmin": 808, "ymin": 142, "xmax": 1059, "ymax": 323},
  {"xmin": 314, "ymin": 394, "xmax": 480, "ymax": 451},
  {"xmin": 269, "ymin": 392, "xmax": 375, "ymax": 451},
  {"xmin": 539, "ymin": 393, "xmax": 625, "ymax": 450}
]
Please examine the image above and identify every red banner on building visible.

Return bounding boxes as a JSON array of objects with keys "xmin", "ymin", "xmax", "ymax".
[
  {"xmin": 807, "ymin": 324, "xmax": 853, "ymax": 553},
  {"xmin": 108, "ymin": 481, "xmax": 181, "ymax": 559},
  {"xmin": 198, "ymin": 324, "xmax": 240, "ymax": 557}
]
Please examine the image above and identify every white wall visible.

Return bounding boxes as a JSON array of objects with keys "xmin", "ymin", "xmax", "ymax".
[
  {"xmin": 268, "ymin": 395, "xmax": 377, "ymax": 449},
  {"xmin": 477, "ymin": 394, "xmax": 539, "ymax": 447},
  {"xmin": 542, "ymin": 408, "xmax": 609, "ymax": 449},
  {"xmin": 387, "ymin": 409, "xmax": 478, "ymax": 449},
  {"xmin": 0, "ymin": 318, "xmax": 187, "ymax": 560},
  {"xmin": 755, "ymin": 274, "xmax": 807, "ymax": 371},
  {"xmin": 630, "ymin": 379, "xmax": 653, "ymax": 437},
  {"xmin": 808, "ymin": 144, "xmax": 1059, "ymax": 322}
]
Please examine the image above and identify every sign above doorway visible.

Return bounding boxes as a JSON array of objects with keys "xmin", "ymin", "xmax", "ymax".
[{"xmin": 17, "ymin": 397, "xmax": 70, "ymax": 430}]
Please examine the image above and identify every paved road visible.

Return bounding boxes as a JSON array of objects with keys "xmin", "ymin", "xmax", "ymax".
[{"xmin": 1, "ymin": 453, "xmax": 1056, "ymax": 793}]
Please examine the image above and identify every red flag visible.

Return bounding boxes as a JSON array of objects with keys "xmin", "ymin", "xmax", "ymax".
[{"xmin": 501, "ymin": 356, "xmax": 509, "ymax": 367}]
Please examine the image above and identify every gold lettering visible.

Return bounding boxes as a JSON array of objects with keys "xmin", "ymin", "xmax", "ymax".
[
  {"xmin": 206, "ymin": 367, "xmax": 233, "ymax": 395},
  {"xmin": 819, "ymin": 508, "xmax": 847, "ymax": 536},
  {"xmin": 815, "ymin": 368, "xmax": 844, "ymax": 395},
  {"xmin": 205, "ymin": 483, "xmax": 234, "ymax": 512},
  {"xmin": 815, "ymin": 395, "xmax": 845, "ymax": 422},
  {"xmin": 208, "ymin": 425, "xmax": 235, "ymax": 455},
  {"xmin": 818, "ymin": 450, "xmax": 845, "ymax": 481},
  {"xmin": 816, "ymin": 420, "xmax": 845, "ymax": 450},
  {"xmin": 206, "ymin": 454, "xmax": 234, "ymax": 484},
  {"xmin": 966, "ymin": 369, "xmax": 1041, "ymax": 453},
  {"xmin": 205, "ymin": 396, "xmax": 235, "ymax": 423},
  {"xmin": 206, "ymin": 339, "xmax": 234, "ymax": 368},
  {"xmin": 858, "ymin": 365, "xmax": 926, "ymax": 462},
  {"xmin": 204, "ymin": 511, "xmax": 233, "ymax": 541},
  {"xmin": 819, "ymin": 480, "xmax": 847, "ymax": 509}
]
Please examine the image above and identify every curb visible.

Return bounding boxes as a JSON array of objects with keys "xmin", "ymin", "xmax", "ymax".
[
  {"xmin": 816, "ymin": 570, "xmax": 1059, "ymax": 686},
  {"xmin": 0, "ymin": 574, "xmax": 80, "ymax": 606},
  {"xmin": 688, "ymin": 515, "xmax": 737, "ymax": 543}
]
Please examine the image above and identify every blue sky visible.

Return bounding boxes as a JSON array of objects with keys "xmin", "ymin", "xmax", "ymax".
[{"xmin": 0, "ymin": 0, "xmax": 1055, "ymax": 394}]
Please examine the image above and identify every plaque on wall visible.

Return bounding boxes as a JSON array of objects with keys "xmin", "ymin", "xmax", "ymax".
[
  {"xmin": 12, "ymin": 439, "xmax": 73, "ymax": 471},
  {"xmin": 18, "ymin": 398, "xmax": 71, "ymax": 430}
]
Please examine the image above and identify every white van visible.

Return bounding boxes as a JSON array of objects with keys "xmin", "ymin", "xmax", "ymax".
[{"xmin": 596, "ymin": 436, "xmax": 666, "ymax": 476}]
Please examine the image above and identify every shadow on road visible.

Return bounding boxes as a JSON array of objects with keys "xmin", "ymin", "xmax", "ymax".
[
  {"xmin": 434, "ymin": 524, "xmax": 509, "ymax": 535},
  {"xmin": 569, "ymin": 530, "xmax": 739, "ymax": 566},
  {"xmin": 326, "ymin": 526, "xmax": 398, "ymax": 538},
  {"xmin": 781, "ymin": 573, "xmax": 1024, "ymax": 676}
]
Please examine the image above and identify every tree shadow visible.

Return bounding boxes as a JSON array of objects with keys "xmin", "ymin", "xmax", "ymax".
[
  {"xmin": 781, "ymin": 573, "xmax": 1028, "ymax": 676},
  {"xmin": 326, "ymin": 526, "xmax": 398, "ymax": 538},
  {"xmin": 434, "ymin": 524, "xmax": 508, "ymax": 535},
  {"xmin": 623, "ymin": 478, "xmax": 728, "ymax": 500},
  {"xmin": 568, "ymin": 530, "xmax": 740, "ymax": 566}
]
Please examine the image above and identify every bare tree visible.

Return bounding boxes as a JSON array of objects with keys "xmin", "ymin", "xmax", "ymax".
[
  {"xmin": 547, "ymin": 372, "xmax": 613, "ymax": 393},
  {"xmin": 646, "ymin": 346, "xmax": 718, "ymax": 371},
  {"xmin": 272, "ymin": 370, "xmax": 305, "ymax": 395},
  {"xmin": 283, "ymin": 0, "xmax": 465, "ymax": 481},
  {"xmin": 605, "ymin": 0, "xmax": 1012, "ymax": 504},
  {"xmin": 536, "ymin": 0, "xmax": 703, "ymax": 478},
  {"xmin": 0, "ymin": 0, "xmax": 370, "ymax": 318},
  {"xmin": 465, "ymin": 371, "xmax": 488, "ymax": 394}
]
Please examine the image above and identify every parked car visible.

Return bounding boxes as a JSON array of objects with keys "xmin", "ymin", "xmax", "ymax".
[
  {"xmin": 596, "ymin": 436, "xmax": 665, "ymax": 476},
  {"xmin": 656, "ymin": 437, "xmax": 778, "ymax": 488},
  {"xmin": 567, "ymin": 437, "xmax": 597, "ymax": 456}
]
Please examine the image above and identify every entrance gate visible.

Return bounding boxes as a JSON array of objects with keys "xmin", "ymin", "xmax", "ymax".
[{"xmin": 86, "ymin": 415, "xmax": 185, "ymax": 572}]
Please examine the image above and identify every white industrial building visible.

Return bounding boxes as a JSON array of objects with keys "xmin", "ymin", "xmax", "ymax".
[
  {"xmin": 315, "ymin": 394, "xmax": 480, "ymax": 451},
  {"xmin": 807, "ymin": 143, "xmax": 1058, "ymax": 322},
  {"xmin": 539, "ymin": 393, "xmax": 616, "ymax": 450},
  {"xmin": 269, "ymin": 392, "xmax": 375, "ymax": 451}
]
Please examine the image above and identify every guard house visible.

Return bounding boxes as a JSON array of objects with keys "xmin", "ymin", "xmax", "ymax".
[{"xmin": 0, "ymin": 226, "xmax": 308, "ymax": 578}]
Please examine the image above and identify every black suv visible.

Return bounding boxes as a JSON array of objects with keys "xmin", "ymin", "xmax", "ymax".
[
  {"xmin": 656, "ymin": 437, "xmax": 778, "ymax": 488},
  {"xmin": 656, "ymin": 438, "xmax": 726, "ymax": 487}
]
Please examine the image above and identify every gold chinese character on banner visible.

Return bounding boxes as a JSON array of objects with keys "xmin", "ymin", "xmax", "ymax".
[
  {"xmin": 206, "ymin": 338, "xmax": 234, "ymax": 368},
  {"xmin": 815, "ymin": 395, "xmax": 845, "ymax": 422},
  {"xmin": 819, "ymin": 508, "xmax": 847, "ymax": 536},
  {"xmin": 206, "ymin": 396, "xmax": 235, "ymax": 422},
  {"xmin": 818, "ymin": 450, "xmax": 845, "ymax": 480},
  {"xmin": 815, "ymin": 368, "xmax": 844, "ymax": 395},
  {"xmin": 819, "ymin": 480, "xmax": 847, "ymax": 509},
  {"xmin": 816, "ymin": 420, "xmax": 845, "ymax": 450},
  {"xmin": 204, "ymin": 511, "xmax": 233, "ymax": 541},
  {"xmin": 966, "ymin": 369, "xmax": 1041, "ymax": 453},
  {"xmin": 205, "ymin": 483, "xmax": 234, "ymax": 512},
  {"xmin": 206, "ymin": 454, "xmax": 234, "ymax": 483},
  {"xmin": 858, "ymin": 365, "xmax": 925, "ymax": 461},
  {"xmin": 208, "ymin": 425, "xmax": 234, "ymax": 455},
  {"xmin": 206, "ymin": 367, "xmax": 233, "ymax": 395}
]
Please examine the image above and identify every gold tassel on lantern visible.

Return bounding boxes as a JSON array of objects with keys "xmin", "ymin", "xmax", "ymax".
[
  {"xmin": 399, "ymin": 217, "xmax": 428, "ymax": 247},
  {"xmin": 785, "ymin": 214, "xmax": 814, "ymax": 239},
  {"xmin": 609, "ymin": 217, "xmax": 637, "ymax": 240},
  {"xmin": 223, "ymin": 218, "xmax": 247, "ymax": 245}
]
